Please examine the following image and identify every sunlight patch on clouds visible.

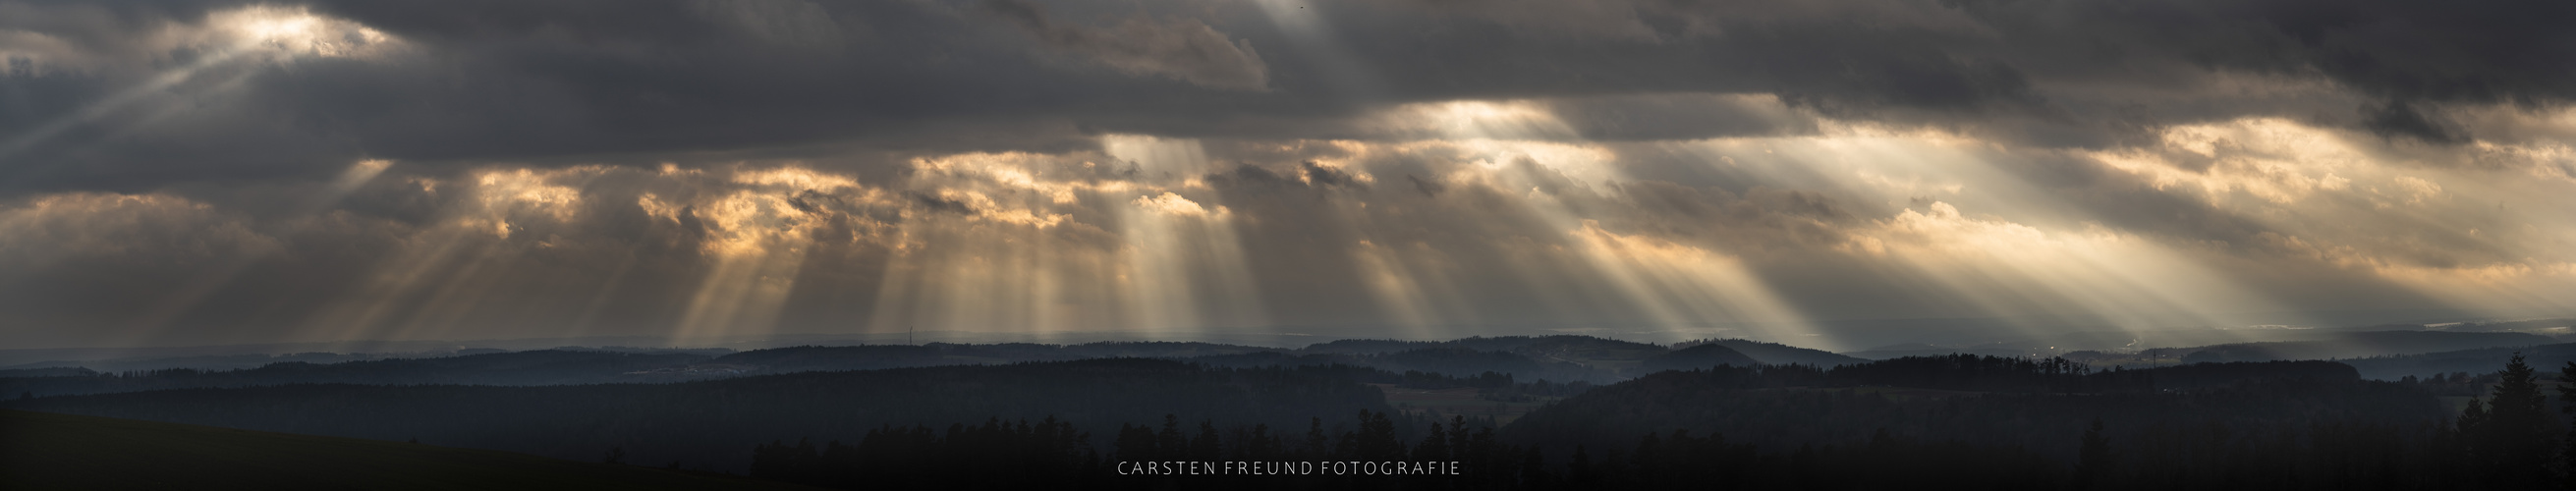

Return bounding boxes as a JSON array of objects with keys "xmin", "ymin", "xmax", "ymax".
[
  {"xmin": 866, "ymin": 138, "xmax": 1267, "ymax": 335},
  {"xmin": 1133, "ymin": 192, "xmax": 1215, "ymax": 217},
  {"xmin": 2094, "ymin": 119, "xmax": 2364, "ymax": 205},
  {"xmin": 1392, "ymin": 100, "xmax": 1581, "ymax": 141},
  {"xmin": 212, "ymin": 6, "xmax": 399, "ymax": 60},
  {"xmin": 1, "ymin": 5, "xmax": 399, "ymax": 75}
]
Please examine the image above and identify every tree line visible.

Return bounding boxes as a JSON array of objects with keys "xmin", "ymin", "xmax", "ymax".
[{"xmin": 742, "ymin": 355, "xmax": 2576, "ymax": 489}]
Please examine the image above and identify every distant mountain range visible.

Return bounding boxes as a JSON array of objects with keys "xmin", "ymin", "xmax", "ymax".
[
  {"xmin": 1, "ymin": 336, "xmax": 1856, "ymax": 399},
  {"xmin": 9, "ymin": 328, "xmax": 2564, "ymax": 403}
]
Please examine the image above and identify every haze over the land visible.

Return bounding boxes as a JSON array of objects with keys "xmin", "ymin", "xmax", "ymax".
[{"xmin": 1, "ymin": 0, "xmax": 2572, "ymax": 350}]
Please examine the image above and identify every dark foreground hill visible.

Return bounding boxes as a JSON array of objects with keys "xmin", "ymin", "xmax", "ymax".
[
  {"xmin": 0, "ymin": 409, "xmax": 816, "ymax": 490},
  {"xmin": 1502, "ymin": 357, "xmax": 2440, "ymax": 461},
  {"xmin": 2, "ymin": 358, "xmax": 1394, "ymax": 473}
]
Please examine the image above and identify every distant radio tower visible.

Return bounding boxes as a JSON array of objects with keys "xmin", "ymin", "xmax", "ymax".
[{"xmin": 909, "ymin": 325, "xmax": 916, "ymax": 346}]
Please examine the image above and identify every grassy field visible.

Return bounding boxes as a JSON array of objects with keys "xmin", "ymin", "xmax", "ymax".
[
  {"xmin": 1372, "ymin": 384, "xmax": 1557, "ymax": 424},
  {"xmin": 0, "ymin": 409, "xmax": 819, "ymax": 490}
]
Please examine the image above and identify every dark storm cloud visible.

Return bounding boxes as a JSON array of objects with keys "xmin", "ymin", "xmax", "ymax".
[
  {"xmin": 5, "ymin": 0, "xmax": 2570, "ymax": 193},
  {"xmin": 982, "ymin": 0, "xmax": 1271, "ymax": 90}
]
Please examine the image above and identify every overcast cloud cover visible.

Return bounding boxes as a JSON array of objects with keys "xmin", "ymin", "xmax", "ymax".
[{"xmin": 0, "ymin": 0, "xmax": 2571, "ymax": 350}]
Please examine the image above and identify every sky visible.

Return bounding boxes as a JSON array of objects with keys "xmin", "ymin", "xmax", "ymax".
[{"xmin": 0, "ymin": 0, "xmax": 2571, "ymax": 350}]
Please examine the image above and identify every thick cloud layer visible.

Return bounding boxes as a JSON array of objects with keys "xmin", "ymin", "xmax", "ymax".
[{"xmin": 0, "ymin": 0, "xmax": 2569, "ymax": 349}]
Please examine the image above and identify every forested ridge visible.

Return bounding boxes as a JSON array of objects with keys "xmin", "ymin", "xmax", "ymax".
[
  {"xmin": 0, "ymin": 351, "xmax": 714, "ymax": 398},
  {"xmin": 13, "ymin": 349, "xmax": 2576, "ymax": 489},
  {"xmin": 3, "ymin": 358, "xmax": 1401, "ymax": 472},
  {"xmin": 0, "ymin": 335, "xmax": 1730, "ymax": 399},
  {"xmin": 727, "ymin": 355, "xmax": 2576, "ymax": 490}
]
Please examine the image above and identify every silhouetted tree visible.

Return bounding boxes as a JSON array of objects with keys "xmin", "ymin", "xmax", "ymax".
[
  {"xmin": 2462, "ymin": 354, "xmax": 2559, "ymax": 489},
  {"xmin": 1303, "ymin": 416, "xmax": 1329, "ymax": 460},
  {"xmin": 1113, "ymin": 422, "xmax": 1153, "ymax": 465},
  {"xmin": 1351, "ymin": 409, "xmax": 1403, "ymax": 461},
  {"xmin": 2561, "ymin": 360, "xmax": 2576, "ymax": 491},
  {"xmin": 1155, "ymin": 414, "xmax": 1186, "ymax": 462},
  {"xmin": 2075, "ymin": 418, "xmax": 2113, "ymax": 490},
  {"xmin": 1191, "ymin": 419, "xmax": 1223, "ymax": 461}
]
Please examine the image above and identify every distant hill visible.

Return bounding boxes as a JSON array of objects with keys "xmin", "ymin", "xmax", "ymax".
[
  {"xmin": 0, "ymin": 367, "xmax": 94, "ymax": 378},
  {"xmin": 1276, "ymin": 336, "xmax": 1668, "ymax": 379},
  {"xmin": 1641, "ymin": 344, "xmax": 1762, "ymax": 371},
  {"xmin": 2434, "ymin": 318, "xmax": 2576, "ymax": 334},
  {"xmin": 4, "ymin": 338, "xmax": 1643, "ymax": 400},
  {"xmin": 1676, "ymin": 339, "xmax": 1868, "ymax": 366},
  {"xmin": 1839, "ymin": 343, "xmax": 2031, "ymax": 360},
  {"xmin": 1056, "ymin": 341, "xmax": 1281, "ymax": 358},
  {"xmin": 708, "ymin": 343, "xmax": 1096, "ymax": 372},
  {"xmin": 2153, "ymin": 331, "xmax": 2556, "ymax": 364},
  {"xmin": 1299, "ymin": 336, "xmax": 1666, "ymax": 359},
  {"xmin": 2341, "ymin": 342, "xmax": 2576, "ymax": 380},
  {"xmin": 0, "ymin": 409, "xmax": 816, "ymax": 490},
  {"xmin": 2, "ymin": 352, "xmax": 408, "ymax": 373},
  {"xmin": 0, "ymin": 351, "xmax": 712, "ymax": 399},
  {"xmin": 1297, "ymin": 339, "xmax": 1443, "ymax": 355},
  {"xmin": 1180, "ymin": 348, "xmax": 1622, "ymax": 384}
]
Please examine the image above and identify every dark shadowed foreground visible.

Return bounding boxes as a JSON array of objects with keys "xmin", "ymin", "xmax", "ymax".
[{"xmin": 0, "ymin": 409, "xmax": 816, "ymax": 490}]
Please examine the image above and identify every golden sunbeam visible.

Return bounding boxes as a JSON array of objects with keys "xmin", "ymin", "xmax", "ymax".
[
  {"xmin": 1106, "ymin": 136, "xmax": 1268, "ymax": 332},
  {"xmin": 298, "ymin": 166, "xmax": 591, "ymax": 344},
  {"xmin": 2085, "ymin": 117, "xmax": 2576, "ymax": 319},
  {"xmin": 1675, "ymin": 123, "xmax": 2307, "ymax": 344},
  {"xmin": 0, "ymin": 6, "xmax": 396, "ymax": 165},
  {"xmin": 1364, "ymin": 99, "xmax": 1827, "ymax": 343},
  {"xmin": 665, "ymin": 167, "xmax": 863, "ymax": 346}
]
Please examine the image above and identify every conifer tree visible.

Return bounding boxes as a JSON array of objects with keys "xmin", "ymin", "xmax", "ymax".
[
  {"xmin": 1418, "ymin": 420, "xmax": 1450, "ymax": 461},
  {"xmin": 2464, "ymin": 354, "xmax": 2559, "ymax": 489},
  {"xmin": 2075, "ymin": 418, "xmax": 2112, "ymax": 490},
  {"xmin": 1304, "ymin": 416, "xmax": 1329, "ymax": 460},
  {"xmin": 1191, "ymin": 419, "xmax": 1222, "ymax": 461},
  {"xmin": 2560, "ymin": 360, "xmax": 2576, "ymax": 491},
  {"xmin": 1155, "ymin": 414, "xmax": 1185, "ymax": 462}
]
